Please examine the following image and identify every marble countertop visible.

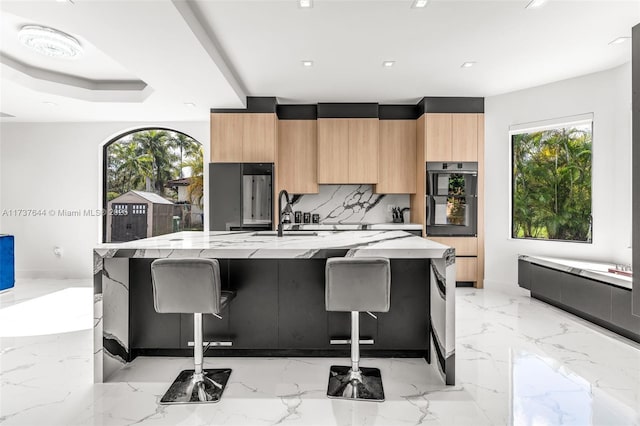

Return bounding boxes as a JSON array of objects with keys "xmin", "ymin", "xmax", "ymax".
[
  {"xmin": 282, "ymin": 222, "xmax": 423, "ymax": 231},
  {"xmin": 519, "ymin": 254, "xmax": 632, "ymax": 290},
  {"xmin": 94, "ymin": 230, "xmax": 451, "ymax": 260}
]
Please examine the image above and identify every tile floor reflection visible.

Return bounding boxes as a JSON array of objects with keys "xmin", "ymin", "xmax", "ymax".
[{"xmin": 1, "ymin": 279, "xmax": 639, "ymax": 425}]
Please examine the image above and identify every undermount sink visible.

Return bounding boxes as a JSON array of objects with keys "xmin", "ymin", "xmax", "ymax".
[{"xmin": 253, "ymin": 231, "xmax": 318, "ymax": 237}]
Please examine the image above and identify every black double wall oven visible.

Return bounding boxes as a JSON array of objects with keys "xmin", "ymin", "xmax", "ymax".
[{"xmin": 426, "ymin": 162, "xmax": 478, "ymax": 237}]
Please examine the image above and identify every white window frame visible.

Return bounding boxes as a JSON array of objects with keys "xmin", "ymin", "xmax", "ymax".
[{"xmin": 508, "ymin": 113, "xmax": 594, "ymax": 243}]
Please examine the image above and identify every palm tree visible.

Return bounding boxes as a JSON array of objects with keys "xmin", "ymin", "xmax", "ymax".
[
  {"xmin": 108, "ymin": 141, "xmax": 153, "ymax": 195},
  {"xmin": 169, "ymin": 132, "xmax": 200, "ymax": 178},
  {"xmin": 132, "ymin": 130, "xmax": 178, "ymax": 194},
  {"xmin": 184, "ymin": 146, "xmax": 204, "ymax": 208}
]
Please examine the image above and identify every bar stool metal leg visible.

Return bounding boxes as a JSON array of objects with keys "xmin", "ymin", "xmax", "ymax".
[
  {"xmin": 327, "ymin": 311, "xmax": 385, "ymax": 402},
  {"xmin": 159, "ymin": 313, "xmax": 232, "ymax": 404}
]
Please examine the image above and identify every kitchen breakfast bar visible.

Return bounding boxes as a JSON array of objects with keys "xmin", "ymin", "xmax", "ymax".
[{"xmin": 93, "ymin": 230, "xmax": 456, "ymax": 385}]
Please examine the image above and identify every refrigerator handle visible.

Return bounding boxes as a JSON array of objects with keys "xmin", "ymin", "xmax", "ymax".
[{"xmin": 425, "ymin": 195, "xmax": 431, "ymax": 226}]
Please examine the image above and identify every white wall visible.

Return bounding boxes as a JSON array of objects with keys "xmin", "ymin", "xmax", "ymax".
[
  {"xmin": 0, "ymin": 121, "xmax": 208, "ymax": 278},
  {"xmin": 484, "ymin": 63, "xmax": 632, "ymax": 288}
]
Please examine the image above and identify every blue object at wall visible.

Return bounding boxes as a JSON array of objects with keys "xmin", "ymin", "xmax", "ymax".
[{"xmin": 0, "ymin": 235, "xmax": 15, "ymax": 291}]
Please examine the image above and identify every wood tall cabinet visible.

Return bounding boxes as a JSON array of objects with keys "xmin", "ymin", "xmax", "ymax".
[
  {"xmin": 277, "ymin": 120, "xmax": 319, "ymax": 194},
  {"xmin": 376, "ymin": 120, "xmax": 417, "ymax": 194},
  {"xmin": 413, "ymin": 112, "xmax": 485, "ymax": 288},
  {"xmin": 410, "ymin": 115, "xmax": 426, "ymax": 224},
  {"xmin": 210, "ymin": 113, "xmax": 276, "ymax": 162},
  {"xmin": 317, "ymin": 118, "xmax": 379, "ymax": 184}
]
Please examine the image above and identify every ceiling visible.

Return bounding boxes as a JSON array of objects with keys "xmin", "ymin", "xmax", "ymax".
[{"xmin": 0, "ymin": 0, "xmax": 638, "ymax": 122}]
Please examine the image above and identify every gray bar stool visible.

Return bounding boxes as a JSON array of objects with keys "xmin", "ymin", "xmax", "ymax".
[
  {"xmin": 325, "ymin": 257, "xmax": 391, "ymax": 402},
  {"xmin": 151, "ymin": 258, "xmax": 235, "ymax": 404}
]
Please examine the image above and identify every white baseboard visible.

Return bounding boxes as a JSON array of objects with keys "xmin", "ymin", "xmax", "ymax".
[{"xmin": 482, "ymin": 278, "xmax": 530, "ymax": 295}]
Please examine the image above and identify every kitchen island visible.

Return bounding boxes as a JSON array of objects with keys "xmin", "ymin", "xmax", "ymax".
[{"xmin": 93, "ymin": 230, "xmax": 455, "ymax": 384}]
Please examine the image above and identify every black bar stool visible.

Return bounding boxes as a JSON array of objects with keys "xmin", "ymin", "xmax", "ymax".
[
  {"xmin": 151, "ymin": 258, "xmax": 234, "ymax": 404},
  {"xmin": 325, "ymin": 257, "xmax": 391, "ymax": 402}
]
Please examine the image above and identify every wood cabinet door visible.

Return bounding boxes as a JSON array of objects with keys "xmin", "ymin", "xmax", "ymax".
[
  {"xmin": 427, "ymin": 236, "xmax": 478, "ymax": 256},
  {"xmin": 210, "ymin": 113, "xmax": 243, "ymax": 162},
  {"xmin": 376, "ymin": 120, "xmax": 416, "ymax": 193},
  {"xmin": 425, "ymin": 113, "xmax": 452, "ymax": 161},
  {"xmin": 348, "ymin": 118, "xmax": 379, "ymax": 183},
  {"xmin": 317, "ymin": 119, "xmax": 349, "ymax": 183},
  {"xmin": 242, "ymin": 113, "xmax": 276, "ymax": 162},
  {"xmin": 452, "ymin": 113, "xmax": 478, "ymax": 161},
  {"xmin": 278, "ymin": 120, "xmax": 318, "ymax": 194},
  {"xmin": 456, "ymin": 257, "xmax": 478, "ymax": 282}
]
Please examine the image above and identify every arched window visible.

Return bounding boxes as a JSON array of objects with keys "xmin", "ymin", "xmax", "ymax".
[{"xmin": 102, "ymin": 128, "xmax": 203, "ymax": 243}]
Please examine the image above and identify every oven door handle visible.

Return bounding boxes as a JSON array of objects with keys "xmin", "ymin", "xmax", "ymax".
[{"xmin": 427, "ymin": 170, "xmax": 477, "ymax": 175}]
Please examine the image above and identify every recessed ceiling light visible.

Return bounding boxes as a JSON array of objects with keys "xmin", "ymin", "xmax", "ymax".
[
  {"xmin": 461, "ymin": 61, "xmax": 476, "ymax": 68},
  {"xmin": 19, "ymin": 25, "xmax": 82, "ymax": 58},
  {"xmin": 412, "ymin": 0, "xmax": 429, "ymax": 8},
  {"xmin": 56, "ymin": 0, "xmax": 75, "ymax": 3},
  {"xmin": 299, "ymin": 0, "xmax": 312, "ymax": 8},
  {"xmin": 43, "ymin": 101, "xmax": 58, "ymax": 107},
  {"xmin": 382, "ymin": 61, "xmax": 395, "ymax": 67},
  {"xmin": 184, "ymin": 102, "xmax": 196, "ymax": 107},
  {"xmin": 609, "ymin": 37, "xmax": 631, "ymax": 45},
  {"xmin": 526, "ymin": 0, "xmax": 548, "ymax": 9},
  {"xmin": 301, "ymin": 60, "xmax": 314, "ymax": 67}
]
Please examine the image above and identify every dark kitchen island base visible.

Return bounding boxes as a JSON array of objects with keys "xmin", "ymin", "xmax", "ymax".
[
  {"xmin": 93, "ymin": 230, "xmax": 456, "ymax": 385},
  {"xmin": 128, "ymin": 258, "xmax": 430, "ymax": 360}
]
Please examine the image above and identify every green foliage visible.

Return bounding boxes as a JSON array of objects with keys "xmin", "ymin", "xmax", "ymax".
[
  {"xmin": 169, "ymin": 132, "xmax": 201, "ymax": 178},
  {"xmin": 106, "ymin": 191, "xmax": 121, "ymax": 202},
  {"xmin": 512, "ymin": 125, "xmax": 592, "ymax": 242},
  {"xmin": 184, "ymin": 146, "xmax": 204, "ymax": 208},
  {"xmin": 106, "ymin": 130, "xmax": 202, "ymax": 203},
  {"xmin": 132, "ymin": 130, "xmax": 178, "ymax": 195},
  {"xmin": 447, "ymin": 173, "xmax": 466, "ymax": 225}
]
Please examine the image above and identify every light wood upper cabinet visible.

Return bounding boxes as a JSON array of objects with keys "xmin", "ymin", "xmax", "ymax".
[
  {"xmin": 425, "ymin": 113, "xmax": 479, "ymax": 161},
  {"xmin": 278, "ymin": 120, "xmax": 318, "ymax": 194},
  {"xmin": 425, "ymin": 114, "xmax": 452, "ymax": 161},
  {"xmin": 316, "ymin": 118, "xmax": 378, "ymax": 184},
  {"xmin": 375, "ymin": 120, "xmax": 416, "ymax": 194},
  {"xmin": 452, "ymin": 114, "xmax": 478, "ymax": 161},
  {"xmin": 211, "ymin": 113, "xmax": 243, "ymax": 162},
  {"xmin": 348, "ymin": 118, "xmax": 379, "ymax": 184},
  {"xmin": 317, "ymin": 119, "xmax": 349, "ymax": 183},
  {"xmin": 243, "ymin": 113, "xmax": 276, "ymax": 162},
  {"xmin": 210, "ymin": 113, "xmax": 276, "ymax": 162}
]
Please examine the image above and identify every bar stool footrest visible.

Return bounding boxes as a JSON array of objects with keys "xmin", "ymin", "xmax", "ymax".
[
  {"xmin": 160, "ymin": 368, "xmax": 232, "ymax": 404},
  {"xmin": 326, "ymin": 365, "xmax": 385, "ymax": 402}
]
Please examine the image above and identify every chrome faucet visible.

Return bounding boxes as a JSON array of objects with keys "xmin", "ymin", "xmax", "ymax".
[{"xmin": 277, "ymin": 189, "xmax": 293, "ymax": 237}]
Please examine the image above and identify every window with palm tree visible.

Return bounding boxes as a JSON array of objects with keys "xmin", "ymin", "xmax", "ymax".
[
  {"xmin": 104, "ymin": 129, "xmax": 204, "ymax": 242},
  {"xmin": 511, "ymin": 121, "xmax": 592, "ymax": 242}
]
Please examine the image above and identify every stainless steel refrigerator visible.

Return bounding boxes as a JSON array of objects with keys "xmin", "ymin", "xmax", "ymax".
[{"xmin": 209, "ymin": 163, "xmax": 273, "ymax": 231}]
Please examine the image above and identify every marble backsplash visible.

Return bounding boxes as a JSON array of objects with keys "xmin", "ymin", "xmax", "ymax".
[{"xmin": 289, "ymin": 185, "xmax": 410, "ymax": 223}]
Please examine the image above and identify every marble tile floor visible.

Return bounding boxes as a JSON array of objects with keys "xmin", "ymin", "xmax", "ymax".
[{"xmin": 1, "ymin": 279, "xmax": 639, "ymax": 425}]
